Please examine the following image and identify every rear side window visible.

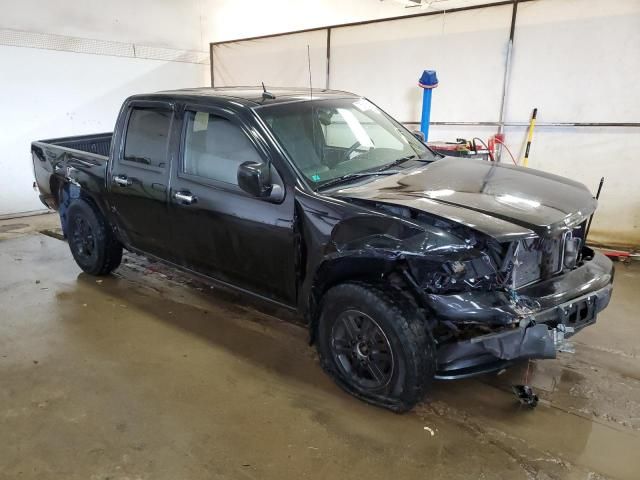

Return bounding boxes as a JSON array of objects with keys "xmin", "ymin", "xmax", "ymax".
[
  {"xmin": 182, "ymin": 111, "xmax": 262, "ymax": 185},
  {"xmin": 123, "ymin": 108, "xmax": 171, "ymax": 168}
]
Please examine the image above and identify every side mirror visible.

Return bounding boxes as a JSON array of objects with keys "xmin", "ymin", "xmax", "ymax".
[
  {"xmin": 237, "ymin": 161, "xmax": 272, "ymax": 197},
  {"xmin": 412, "ymin": 130, "xmax": 426, "ymax": 143}
]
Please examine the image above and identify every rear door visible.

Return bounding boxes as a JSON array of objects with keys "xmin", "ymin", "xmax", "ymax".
[
  {"xmin": 168, "ymin": 104, "xmax": 297, "ymax": 305},
  {"xmin": 108, "ymin": 100, "xmax": 175, "ymax": 259}
]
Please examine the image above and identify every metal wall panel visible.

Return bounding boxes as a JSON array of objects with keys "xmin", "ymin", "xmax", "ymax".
[{"xmin": 329, "ymin": 5, "xmax": 513, "ymax": 123}]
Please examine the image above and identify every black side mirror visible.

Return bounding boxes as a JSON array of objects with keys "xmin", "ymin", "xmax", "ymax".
[
  {"xmin": 237, "ymin": 161, "xmax": 272, "ymax": 197},
  {"xmin": 413, "ymin": 130, "xmax": 426, "ymax": 143}
]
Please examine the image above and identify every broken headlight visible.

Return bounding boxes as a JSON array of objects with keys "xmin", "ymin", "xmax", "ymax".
[{"xmin": 408, "ymin": 249, "xmax": 500, "ymax": 294}]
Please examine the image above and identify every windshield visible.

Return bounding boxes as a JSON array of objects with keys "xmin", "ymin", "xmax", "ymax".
[{"xmin": 257, "ymin": 98, "xmax": 433, "ymax": 188}]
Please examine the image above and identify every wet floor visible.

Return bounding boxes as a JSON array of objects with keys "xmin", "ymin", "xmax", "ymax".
[{"xmin": 1, "ymin": 225, "xmax": 639, "ymax": 479}]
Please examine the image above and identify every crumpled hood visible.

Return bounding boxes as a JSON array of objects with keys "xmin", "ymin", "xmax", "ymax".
[{"xmin": 331, "ymin": 157, "xmax": 597, "ymax": 241}]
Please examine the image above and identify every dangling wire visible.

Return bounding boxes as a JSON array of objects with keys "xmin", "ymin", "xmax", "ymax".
[
  {"xmin": 494, "ymin": 137, "xmax": 518, "ymax": 166},
  {"xmin": 524, "ymin": 359, "xmax": 531, "ymax": 385},
  {"xmin": 472, "ymin": 137, "xmax": 495, "ymax": 162}
]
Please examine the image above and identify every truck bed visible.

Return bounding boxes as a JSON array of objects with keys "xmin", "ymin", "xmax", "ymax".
[
  {"xmin": 31, "ymin": 132, "xmax": 113, "ymax": 211},
  {"xmin": 35, "ymin": 132, "xmax": 113, "ymax": 157}
]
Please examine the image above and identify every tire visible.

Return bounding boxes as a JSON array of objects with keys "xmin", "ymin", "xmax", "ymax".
[
  {"xmin": 66, "ymin": 199, "xmax": 123, "ymax": 276},
  {"xmin": 316, "ymin": 282, "xmax": 436, "ymax": 412}
]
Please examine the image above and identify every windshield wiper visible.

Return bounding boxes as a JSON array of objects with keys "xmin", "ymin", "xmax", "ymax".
[
  {"xmin": 315, "ymin": 154, "xmax": 423, "ymax": 191},
  {"xmin": 316, "ymin": 170, "xmax": 400, "ymax": 191},
  {"xmin": 377, "ymin": 154, "xmax": 418, "ymax": 172}
]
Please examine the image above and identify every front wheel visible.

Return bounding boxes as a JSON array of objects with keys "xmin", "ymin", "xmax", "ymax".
[
  {"xmin": 316, "ymin": 283, "xmax": 436, "ymax": 412},
  {"xmin": 66, "ymin": 199, "xmax": 123, "ymax": 276}
]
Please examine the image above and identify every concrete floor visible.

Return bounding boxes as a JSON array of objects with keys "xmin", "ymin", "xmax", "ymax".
[{"xmin": 1, "ymin": 214, "xmax": 640, "ymax": 480}]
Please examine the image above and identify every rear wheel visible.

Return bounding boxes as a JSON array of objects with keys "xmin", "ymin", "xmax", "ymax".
[
  {"xmin": 66, "ymin": 199, "xmax": 122, "ymax": 275},
  {"xmin": 316, "ymin": 283, "xmax": 436, "ymax": 412}
]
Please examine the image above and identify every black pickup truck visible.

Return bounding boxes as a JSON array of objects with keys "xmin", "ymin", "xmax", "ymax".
[{"xmin": 32, "ymin": 87, "xmax": 614, "ymax": 411}]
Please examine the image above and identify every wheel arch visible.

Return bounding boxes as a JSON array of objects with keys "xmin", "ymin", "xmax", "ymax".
[
  {"xmin": 58, "ymin": 181, "xmax": 112, "ymax": 238},
  {"xmin": 307, "ymin": 254, "xmax": 425, "ymax": 345}
]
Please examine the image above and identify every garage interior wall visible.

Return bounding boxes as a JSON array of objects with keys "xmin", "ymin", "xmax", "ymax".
[
  {"xmin": 210, "ymin": 0, "xmax": 640, "ymax": 248},
  {"xmin": 0, "ymin": 0, "xmax": 486, "ymax": 220},
  {"xmin": 0, "ymin": 0, "xmax": 210, "ymax": 218}
]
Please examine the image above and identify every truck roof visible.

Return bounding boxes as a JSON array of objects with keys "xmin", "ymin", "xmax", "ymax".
[{"xmin": 146, "ymin": 86, "xmax": 359, "ymax": 107}]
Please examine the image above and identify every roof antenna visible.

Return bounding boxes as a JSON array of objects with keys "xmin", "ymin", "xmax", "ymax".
[
  {"xmin": 261, "ymin": 82, "xmax": 275, "ymax": 100},
  {"xmin": 307, "ymin": 44, "xmax": 313, "ymax": 99}
]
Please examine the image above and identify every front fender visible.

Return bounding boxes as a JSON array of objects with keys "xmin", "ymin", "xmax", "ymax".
[{"xmin": 304, "ymin": 213, "xmax": 475, "ymax": 335}]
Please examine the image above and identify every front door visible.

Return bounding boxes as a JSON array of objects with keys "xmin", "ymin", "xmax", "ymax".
[
  {"xmin": 169, "ymin": 107, "xmax": 296, "ymax": 305},
  {"xmin": 108, "ymin": 101, "xmax": 175, "ymax": 259}
]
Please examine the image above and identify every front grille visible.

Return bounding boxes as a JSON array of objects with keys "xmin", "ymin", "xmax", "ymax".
[
  {"xmin": 512, "ymin": 233, "xmax": 570, "ymax": 289},
  {"xmin": 512, "ymin": 240, "xmax": 543, "ymax": 288}
]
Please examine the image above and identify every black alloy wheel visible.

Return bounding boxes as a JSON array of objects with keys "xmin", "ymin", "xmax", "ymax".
[
  {"xmin": 330, "ymin": 309, "xmax": 394, "ymax": 390},
  {"xmin": 316, "ymin": 283, "xmax": 436, "ymax": 412},
  {"xmin": 66, "ymin": 198, "xmax": 123, "ymax": 276},
  {"xmin": 71, "ymin": 215, "xmax": 97, "ymax": 263}
]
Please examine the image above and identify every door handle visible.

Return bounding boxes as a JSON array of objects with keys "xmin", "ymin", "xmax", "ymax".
[
  {"xmin": 113, "ymin": 175, "xmax": 132, "ymax": 187},
  {"xmin": 174, "ymin": 191, "xmax": 197, "ymax": 205}
]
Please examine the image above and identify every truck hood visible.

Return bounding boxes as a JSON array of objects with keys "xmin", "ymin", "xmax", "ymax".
[{"xmin": 330, "ymin": 157, "xmax": 597, "ymax": 241}]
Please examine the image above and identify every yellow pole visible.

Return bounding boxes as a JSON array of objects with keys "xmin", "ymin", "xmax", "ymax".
[{"xmin": 523, "ymin": 108, "xmax": 537, "ymax": 167}]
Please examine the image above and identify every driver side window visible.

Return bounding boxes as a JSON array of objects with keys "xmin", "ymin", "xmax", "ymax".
[{"xmin": 183, "ymin": 111, "xmax": 263, "ymax": 185}]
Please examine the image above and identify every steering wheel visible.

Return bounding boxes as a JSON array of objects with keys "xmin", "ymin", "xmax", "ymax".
[{"xmin": 340, "ymin": 141, "xmax": 362, "ymax": 164}]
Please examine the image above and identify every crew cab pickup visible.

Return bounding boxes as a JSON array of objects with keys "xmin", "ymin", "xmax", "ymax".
[{"xmin": 32, "ymin": 87, "xmax": 614, "ymax": 411}]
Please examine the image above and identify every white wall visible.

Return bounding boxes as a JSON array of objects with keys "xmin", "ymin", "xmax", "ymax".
[
  {"xmin": 0, "ymin": 0, "xmax": 209, "ymax": 217},
  {"xmin": 329, "ymin": 5, "xmax": 513, "ymax": 122},
  {"xmin": 506, "ymin": 0, "xmax": 640, "ymax": 124},
  {"xmin": 500, "ymin": 0, "xmax": 640, "ymax": 247},
  {"xmin": 207, "ymin": 0, "xmax": 640, "ymax": 248},
  {"xmin": 0, "ymin": 0, "xmax": 204, "ymax": 51},
  {"xmin": 202, "ymin": 0, "xmax": 496, "ymax": 44}
]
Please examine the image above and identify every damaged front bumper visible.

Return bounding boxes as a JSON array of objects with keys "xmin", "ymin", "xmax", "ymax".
[{"xmin": 428, "ymin": 251, "xmax": 614, "ymax": 379}]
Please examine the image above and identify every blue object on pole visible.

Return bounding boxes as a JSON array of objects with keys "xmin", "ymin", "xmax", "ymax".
[
  {"xmin": 418, "ymin": 70, "xmax": 438, "ymax": 141},
  {"xmin": 420, "ymin": 89, "xmax": 433, "ymax": 141}
]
